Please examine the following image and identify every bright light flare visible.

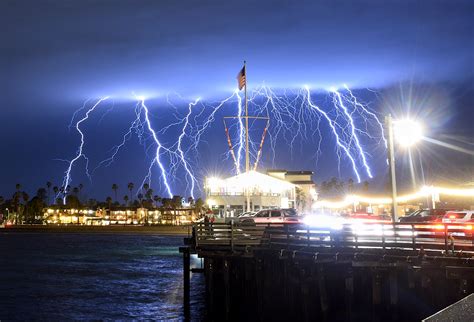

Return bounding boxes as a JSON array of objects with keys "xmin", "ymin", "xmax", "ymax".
[
  {"xmin": 313, "ymin": 185, "xmax": 474, "ymax": 209},
  {"xmin": 303, "ymin": 214, "xmax": 344, "ymax": 230},
  {"xmin": 393, "ymin": 119, "xmax": 423, "ymax": 147}
]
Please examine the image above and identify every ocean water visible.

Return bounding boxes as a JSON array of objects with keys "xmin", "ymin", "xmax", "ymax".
[{"xmin": 0, "ymin": 232, "xmax": 205, "ymax": 320}]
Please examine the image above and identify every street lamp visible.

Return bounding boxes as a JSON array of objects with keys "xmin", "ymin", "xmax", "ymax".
[
  {"xmin": 393, "ymin": 119, "xmax": 423, "ymax": 147},
  {"xmin": 386, "ymin": 115, "xmax": 423, "ymax": 221}
]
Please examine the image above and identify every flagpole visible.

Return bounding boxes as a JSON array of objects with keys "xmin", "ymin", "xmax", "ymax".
[{"xmin": 244, "ymin": 61, "xmax": 250, "ymax": 212}]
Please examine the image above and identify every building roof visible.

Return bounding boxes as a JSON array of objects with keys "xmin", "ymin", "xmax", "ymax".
[
  {"xmin": 207, "ymin": 170, "xmax": 295, "ymax": 193},
  {"xmin": 266, "ymin": 169, "xmax": 314, "ymax": 175},
  {"xmin": 285, "ymin": 170, "xmax": 314, "ymax": 175},
  {"xmin": 288, "ymin": 180, "xmax": 315, "ymax": 185}
]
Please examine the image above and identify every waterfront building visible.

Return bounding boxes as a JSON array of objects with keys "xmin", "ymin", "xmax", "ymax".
[
  {"xmin": 204, "ymin": 169, "xmax": 317, "ymax": 216},
  {"xmin": 44, "ymin": 207, "xmax": 98, "ymax": 225},
  {"xmin": 266, "ymin": 169, "xmax": 317, "ymax": 213},
  {"xmin": 160, "ymin": 208, "xmax": 196, "ymax": 225},
  {"xmin": 42, "ymin": 206, "xmax": 196, "ymax": 225}
]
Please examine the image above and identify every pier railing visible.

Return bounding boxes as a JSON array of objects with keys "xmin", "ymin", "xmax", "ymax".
[{"xmin": 193, "ymin": 221, "xmax": 474, "ymax": 254}]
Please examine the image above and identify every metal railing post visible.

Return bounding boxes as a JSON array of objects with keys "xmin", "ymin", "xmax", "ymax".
[
  {"xmin": 307, "ymin": 227, "xmax": 310, "ymax": 247},
  {"xmin": 411, "ymin": 224, "xmax": 416, "ymax": 250},
  {"xmin": 230, "ymin": 220, "xmax": 234, "ymax": 252},
  {"xmin": 193, "ymin": 225, "xmax": 198, "ymax": 247},
  {"xmin": 444, "ymin": 224, "xmax": 448, "ymax": 253},
  {"xmin": 382, "ymin": 224, "xmax": 386, "ymax": 250}
]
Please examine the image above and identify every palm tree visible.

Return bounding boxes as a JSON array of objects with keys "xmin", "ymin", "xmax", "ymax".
[
  {"xmin": 145, "ymin": 188, "xmax": 153, "ymax": 203},
  {"xmin": 127, "ymin": 182, "xmax": 134, "ymax": 204},
  {"xmin": 347, "ymin": 178, "xmax": 354, "ymax": 194},
  {"xmin": 363, "ymin": 181, "xmax": 369, "ymax": 192},
  {"xmin": 106, "ymin": 196, "xmax": 112, "ymax": 209},
  {"xmin": 46, "ymin": 181, "xmax": 52, "ymax": 205},
  {"xmin": 137, "ymin": 193, "xmax": 143, "ymax": 207},
  {"xmin": 21, "ymin": 192, "xmax": 29, "ymax": 224},
  {"xmin": 142, "ymin": 183, "xmax": 149, "ymax": 196},
  {"xmin": 112, "ymin": 184, "xmax": 118, "ymax": 202},
  {"xmin": 123, "ymin": 195, "xmax": 129, "ymax": 206},
  {"xmin": 195, "ymin": 198, "xmax": 205, "ymax": 217},
  {"xmin": 153, "ymin": 195, "xmax": 161, "ymax": 208},
  {"xmin": 170, "ymin": 196, "xmax": 182, "ymax": 224},
  {"xmin": 73, "ymin": 187, "xmax": 79, "ymax": 196},
  {"xmin": 53, "ymin": 186, "xmax": 59, "ymax": 204}
]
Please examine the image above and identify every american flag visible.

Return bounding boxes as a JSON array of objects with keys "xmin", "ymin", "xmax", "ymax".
[{"xmin": 237, "ymin": 65, "xmax": 246, "ymax": 90}]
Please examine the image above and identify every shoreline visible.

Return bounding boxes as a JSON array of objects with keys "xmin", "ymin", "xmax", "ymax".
[{"xmin": 0, "ymin": 224, "xmax": 192, "ymax": 236}]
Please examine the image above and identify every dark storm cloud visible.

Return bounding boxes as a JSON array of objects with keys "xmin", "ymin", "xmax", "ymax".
[
  {"xmin": 1, "ymin": 0, "xmax": 473, "ymax": 102},
  {"xmin": 0, "ymin": 0, "xmax": 472, "ymax": 198}
]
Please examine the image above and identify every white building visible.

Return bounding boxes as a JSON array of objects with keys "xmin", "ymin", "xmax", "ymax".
[
  {"xmin": 205, "ymin": 169, "xmax": 316, "ymax": 216},
  {"xmin": 266, "ymin": 169, "xmax": 317, "ymax": 212}
]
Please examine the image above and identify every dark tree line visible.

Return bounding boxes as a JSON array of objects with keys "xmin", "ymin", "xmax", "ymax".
[
  {"xmin": 0, "ymin": 181, "xmax": 206, "ymax": 224},
  {"xmin": 317, "ymin": 177, "xmax": 370, "ymax": 198}
]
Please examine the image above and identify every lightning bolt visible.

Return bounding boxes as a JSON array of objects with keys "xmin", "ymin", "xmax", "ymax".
[
  {"xmin": 139, "ymin": 98, "xmax": 174, "ymax": 198},
  {"xmin": 332, "ymin": 89, "xmax": 373, "ymax": 178},
  {"xmin": 59, "ymin": 84, "xmax": 386, "ymax": 199},
  {"xmin": 343, "ymin": 84, "xmax": 388, "ymax": 149},
  {"xmin": 304, "ymin": 86, "xmax": 362, "ymax": 182},
  {"xmin": 92, "ymin": 101, "xmax": 144, "ymax": 173},
  {"xmin": 176, "ymin": 98, "xmax": 200, "ymax": 199},
  {"xmin": 61, "ymin": 96, "xmax": 109, "ymax": 202}
]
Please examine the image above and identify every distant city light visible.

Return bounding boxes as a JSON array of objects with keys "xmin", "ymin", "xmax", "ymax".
[{"xmin": 312, "ymin": 185, "xmax": 474, "ymax": 209}]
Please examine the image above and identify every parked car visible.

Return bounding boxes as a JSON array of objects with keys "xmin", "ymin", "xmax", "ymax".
[
  {"xmin": 239, "ymin": 208, "xmax": 302, "ymax": 224},
  {"xmin": 442, "ymin": 210, "xmax": 474, "ymax": 224},
  {"xmin": 238, "ymin": 211, "xmax": 256, "ymax": 218},
  {"xmin": 344, "ymin": 212, "xmax": 392, "ymax": 223},
  {"xmin": 399, "ymin": 208, "xmax": 452, "ymax": 223}
]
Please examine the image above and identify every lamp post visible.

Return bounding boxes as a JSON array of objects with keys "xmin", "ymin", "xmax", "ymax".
[
  {"xmin": 386, "ymin": 116, "xmax": 423, "ymax": 221},
  {"xmin": 386, "ymin": 114, "xmax": 398, "ymax": 221}
]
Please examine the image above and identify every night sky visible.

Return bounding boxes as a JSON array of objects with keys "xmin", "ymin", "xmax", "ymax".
[{"xmin": 1, "ymin": 0, "xmax": 473, "ymax": 200}]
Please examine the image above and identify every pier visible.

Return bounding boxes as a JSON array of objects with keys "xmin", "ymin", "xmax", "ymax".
[{"xmin": 181, "ymin": 221, "xmax": 474, "ymax": 321}]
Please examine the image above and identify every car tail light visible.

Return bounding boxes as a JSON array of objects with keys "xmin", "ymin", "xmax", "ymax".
[
  {"xmin": 449, "ymin": 215, "xmax": 456, "ymax": 219},
  {"xmin": 465, "ymin": 225, "xmax": 473, "ymax": 230},
  {"xmin": 434, "ymin": 224, "xmax": 444, "ymax": 230}
]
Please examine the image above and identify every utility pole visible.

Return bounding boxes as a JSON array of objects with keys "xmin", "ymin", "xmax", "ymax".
[{"xmin": 386, "ymin": 114, "xmax": 398, "ymax": 221}]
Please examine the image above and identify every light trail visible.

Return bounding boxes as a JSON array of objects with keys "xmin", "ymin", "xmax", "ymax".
[{"xmin": 313, "ymin": 185, "xmax": 474, "ymax": 209}]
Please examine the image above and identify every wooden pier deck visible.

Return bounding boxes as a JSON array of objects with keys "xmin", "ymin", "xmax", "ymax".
[{"xmin": 181, "ymin": 221, "xmax": 474, "ymax": 321}]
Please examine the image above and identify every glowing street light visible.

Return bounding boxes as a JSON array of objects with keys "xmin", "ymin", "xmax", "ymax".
[
  {"xmin": 385, "ymin": 115, "xmax": 424, "ymax": 221},
  {"xmin": 393, "ymin": 119, "xmax": 423, "ymax": 147}
]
